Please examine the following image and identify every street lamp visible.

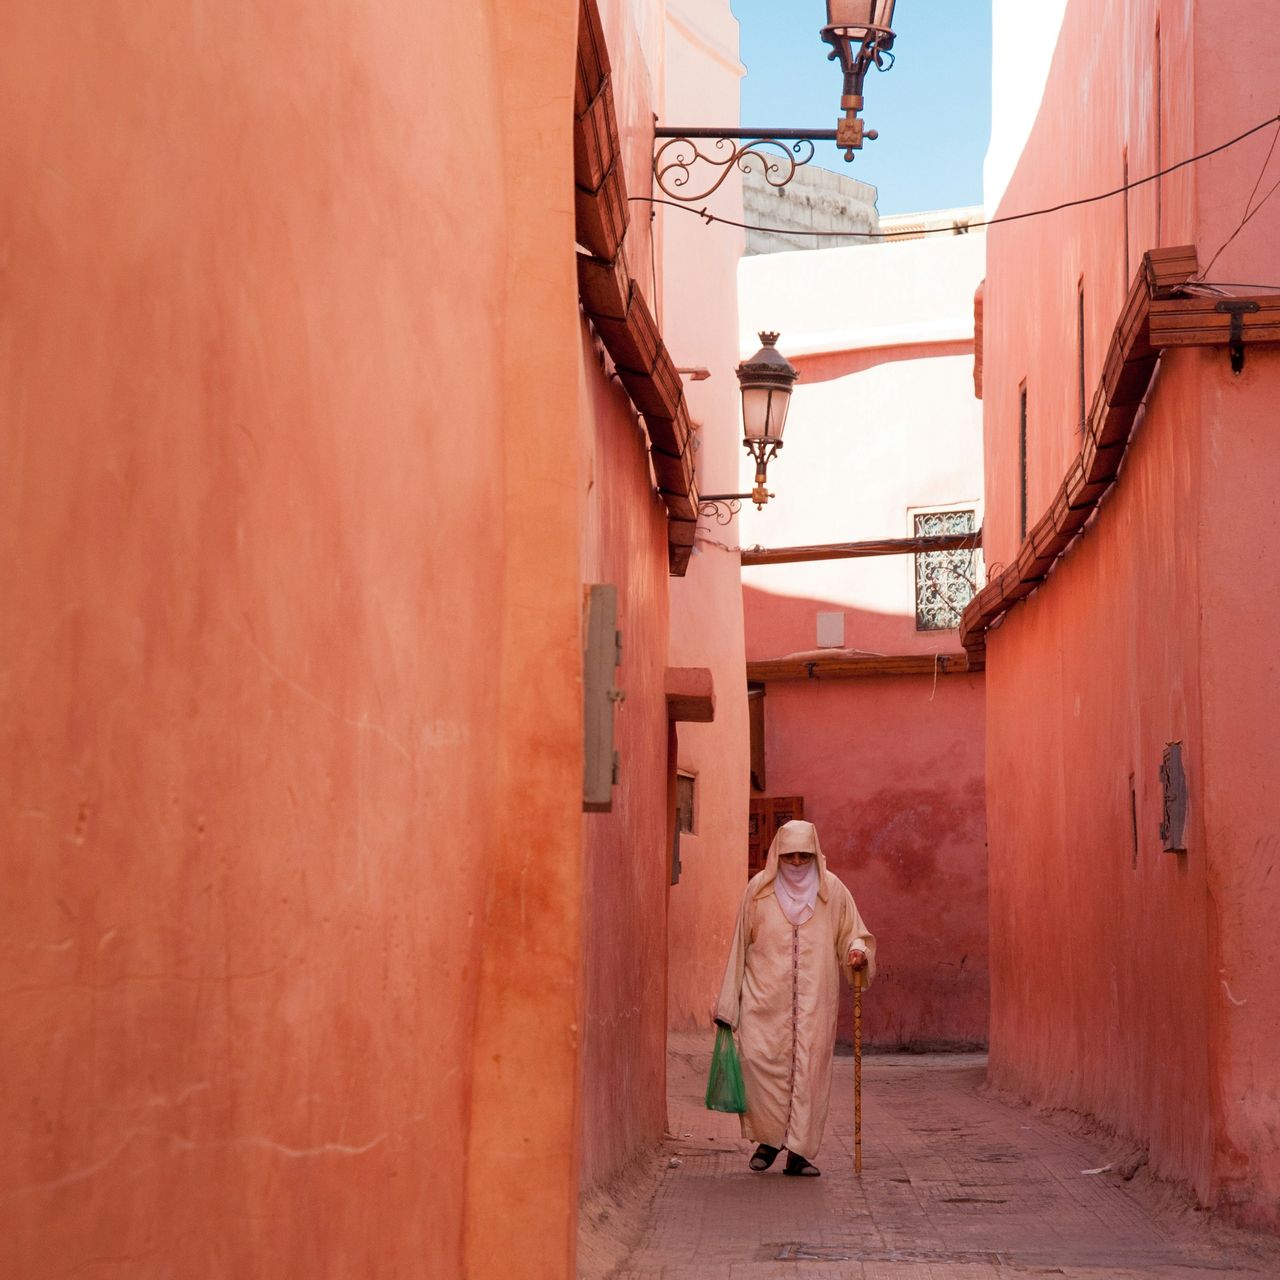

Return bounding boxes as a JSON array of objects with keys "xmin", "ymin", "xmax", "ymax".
[
  {"xmin": 739, "ymin": 332, "xmax": 799, "ymax": 507},
  {"xmin": 700, "ymin": 332, "xmax": 800, "ymax": 521},
  {"xmin": 821, "ymin": 0, "xmax": 897, "ymax": 160},
  {"xmin": 651, "ymin": 0, "xmax": 900, "ymax": 199}
]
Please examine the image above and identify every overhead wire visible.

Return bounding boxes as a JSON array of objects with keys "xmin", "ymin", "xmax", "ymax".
[
  {"xmin": 678, "ymin": 111, "xmax": 1280, "ymax": 541},
  {"xmin": 630, "ymin": 110, "xmax": 1280, "ymax": 243},
  {"xmin": 1195, "ymin": 281, "xmax": 1280, "ymax": 291},
  {"xmin": 1200, "ymin": 118, "xmax": 1280, "ymax": 279}
]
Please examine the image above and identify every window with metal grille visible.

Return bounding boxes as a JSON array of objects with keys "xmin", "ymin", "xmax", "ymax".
[{"xmin": 914, "ymin": 509, "xmax": 979, "ymax": 631}]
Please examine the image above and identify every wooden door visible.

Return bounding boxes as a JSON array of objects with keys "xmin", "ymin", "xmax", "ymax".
[{"xmin": 747, "ymin": 795, "xmax": 805, "ymax": 879}]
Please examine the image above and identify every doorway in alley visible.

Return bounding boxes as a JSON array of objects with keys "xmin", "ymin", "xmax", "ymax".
[{"xmin": 747, "ymin": 795, "xmax": 804, "ymax": 877}]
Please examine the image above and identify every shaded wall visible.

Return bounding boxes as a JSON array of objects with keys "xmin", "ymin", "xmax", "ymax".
[
  {"xmin": 0, "ymin": 5, "xmax": 585, "ymax": 1279},
  {"xmin": 755, "ymin": 629, "xmax": 988, "ymax": 1049},
  {"xmin": 577, "ymin": 328, "xmax": 672, "ymax": 1188},
  {"xmin": 982, "ymin": 0, "xmax": 1280, "ymax": 1224},
  {"xmin": 572, "ymin": 0, "xmax": 688, "ymax": 1195},
  {"xmin": 662, "ymin": 0, "xmax": 752, "ymax": 1034}
]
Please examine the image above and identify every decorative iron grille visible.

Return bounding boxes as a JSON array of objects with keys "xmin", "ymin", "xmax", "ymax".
[{"xmin": 914, "ymin": 510, "xmax": 979, "ymax": 631}]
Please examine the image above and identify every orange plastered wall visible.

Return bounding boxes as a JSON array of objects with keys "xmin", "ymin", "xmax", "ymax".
[
  {"xmin": 0, "ymin": 4, "xmax": 585, "ymax": 1279},
  {"xmin": 576, "ymin": 324, "xmax": 673, "ymax": 1189}
]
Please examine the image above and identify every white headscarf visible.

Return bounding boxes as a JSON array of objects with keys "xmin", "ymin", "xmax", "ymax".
[{"xmin": 771, "ymin": 820, "xmax": 821, "ymax": 926}]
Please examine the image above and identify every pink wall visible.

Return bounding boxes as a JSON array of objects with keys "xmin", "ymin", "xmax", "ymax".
[
  {"xmin": 578, "ymin": 0, "xmax": 755, "ymax": 1191},
  {"xmin": 0, "ymin": 4, "xmax": 587, "ymax": 1278},
  {"xmin": 738, "ymin": 232, "xmax": 989, "ymax": 1050},
  {"xmin": 1192, "ymin": 3, "xmax": 1280, "ymax": 1221},
  {"xmin": 661, "ymin": 0, "xmax": 753, "ymax": 1033},
  {"xmin": 754, "ymin": 603, "xmax": 989, "ymax": 1049},
  {"xmin": 576, "ymin": 326, "xmax": 673, "ymax": 1188},
  {"xmin": 982, "ymin": 0, "xmax": 1280, "ymax": 1224}
]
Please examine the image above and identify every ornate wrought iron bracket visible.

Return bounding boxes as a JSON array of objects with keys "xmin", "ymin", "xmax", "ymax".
[
  {"xmin": 653, "ymin": 127, "xmax": 838, "ymax": 202},
  {"xmin": 699, "ymin": 493, "xmax": 772, "ymax": 524}
]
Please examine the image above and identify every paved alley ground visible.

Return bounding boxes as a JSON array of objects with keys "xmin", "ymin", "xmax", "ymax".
[{"xmin": 580, "ymin": 1034, "xmax": 1280, "ymax": 1280}]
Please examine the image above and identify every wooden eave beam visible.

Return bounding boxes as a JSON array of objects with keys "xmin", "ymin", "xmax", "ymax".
[
  {"xmin": 747, "ymin": 651, "xmax": 971, "ymax": 682},
  {"xmin": 741, "ymin": 530, "xmax": 982, "ymax": 567},
  {"xmin": 958, "ymin": 246, "xmax": 1280, "ymax": 672},
  {"xmin": 573, "ymin": 0, "xmax": 698, "ymax": 577}
]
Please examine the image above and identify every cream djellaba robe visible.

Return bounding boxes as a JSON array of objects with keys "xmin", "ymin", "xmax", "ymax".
[{"xmin": 714, "ymin": 821, "xmax": 876, "ymax": 1161}]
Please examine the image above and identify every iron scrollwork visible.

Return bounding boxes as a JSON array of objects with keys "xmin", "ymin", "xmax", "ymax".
[
  {"xmin": 654, "ymin": 136, "xmax": 817, "ymax": 203},
  {"xmin": 698, "ymin": 496, "xmax": 743, "ymax": 525}
]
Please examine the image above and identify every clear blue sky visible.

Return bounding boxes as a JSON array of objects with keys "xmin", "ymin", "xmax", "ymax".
[{"xmin": 728, "ymin": 1, "xmax": 992, "ymax": 215}]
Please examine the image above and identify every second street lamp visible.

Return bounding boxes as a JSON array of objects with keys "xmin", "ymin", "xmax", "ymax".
[
  {"xmin": 701, "ymin": 332, "xmax": 800, "ymax": 521},
  {"xmin": 739, "ymin": 332, "xmax": 800, "ymax": 507}
]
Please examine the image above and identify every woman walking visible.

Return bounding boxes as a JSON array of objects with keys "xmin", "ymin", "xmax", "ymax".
[{"xmin": 714, "ymin": 819, "xmax": 875, "ymax": 1177}]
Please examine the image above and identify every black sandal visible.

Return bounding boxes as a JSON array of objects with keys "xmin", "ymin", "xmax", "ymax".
[
  {"xmin": 783, "ymin": 1152, "xmax": 820, "ymax": 1177},
  {"xmin": 748, "ymin": 1143, "xmax": 780, "ymax": 1171}
]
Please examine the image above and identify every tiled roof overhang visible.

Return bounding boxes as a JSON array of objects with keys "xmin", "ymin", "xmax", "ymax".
[{"xmin": 960, "ymin": 245, "xmax": 1280, "ymax": 669}]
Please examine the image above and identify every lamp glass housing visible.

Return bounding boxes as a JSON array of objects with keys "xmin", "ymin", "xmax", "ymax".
[
  {"xmin": 826, "ymin": 0, "xmax": 894, "ymax": 32},
  {"xmin": 741, "ymin": 386, "xmax": 790, "ymax": 442},
  {"xmin": 736, "ymin": 332, "xmax": 799, "ymax": 445}
]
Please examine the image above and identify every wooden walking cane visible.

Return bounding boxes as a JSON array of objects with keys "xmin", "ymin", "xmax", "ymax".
[{"xmin": 854, "ymin": 969, "xmax": 864, "ymax": 1175}]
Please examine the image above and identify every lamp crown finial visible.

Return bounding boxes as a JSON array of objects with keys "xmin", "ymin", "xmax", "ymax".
[{"xmin": 759, "ymin": 331, "xmax": 780, "ymax": 347}]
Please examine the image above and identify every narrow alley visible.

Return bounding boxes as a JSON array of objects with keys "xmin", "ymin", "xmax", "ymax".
[
  {"xmin": 8, "ymin": 1, "xmax": 1280, "ymax": 1276},
  {"xmin": 582, "ymin": 1036, "xmax": 1280, "ymax": 1279}
]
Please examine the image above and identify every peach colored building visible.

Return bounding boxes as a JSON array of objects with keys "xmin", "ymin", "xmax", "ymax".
[
  {"xmin": 974, "ymin": 0, "xmax": 1280, "ymax": 1229},
  {"xmin": 0, "ymin": 2, "xmax": 748, "ymax": 1276},
  {"xmin": 738, "ymin": 226, "xmax": 989, "ymax": 1050}
]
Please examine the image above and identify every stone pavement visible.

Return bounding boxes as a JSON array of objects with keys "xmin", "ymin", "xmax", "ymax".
[{"xmin": 581, "ymin": 1033, "xmax": 1280, "ymax": 1280}]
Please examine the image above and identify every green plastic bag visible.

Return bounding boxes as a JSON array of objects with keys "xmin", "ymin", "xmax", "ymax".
[{"xmin": 704, "ymin": 1024, "xmax": 747, "ymax": 1113}]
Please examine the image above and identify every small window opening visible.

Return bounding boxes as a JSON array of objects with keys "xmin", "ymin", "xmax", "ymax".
[
  {"xmin": 1122, "ymin": 148, "xmax": 1131, "ymax": 283},
  {"xmin": 1129, "ymin": 773, "xmax": 1140, "ymax": 870},
  {"xmin": 676, "ymin": 772, "xmax": 696, "ymax": 835},
  {"xmin": 1018, "ymin": 382, "xmax": 1029, "ymax": 541},
  {"xmin": 1077, "ymin": 280, "xmax": 1087, "ymax": 435}
]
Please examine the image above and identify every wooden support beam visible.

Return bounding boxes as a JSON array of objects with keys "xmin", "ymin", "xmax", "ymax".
[
  {"xmin": 666, "ymin": 666, "xmax": 715, "ymax": 722},
  {"xmin": 1145, "ymin": 244, "xmax": 1202, "ymax": 295},
  {"xmin": 741, "ymin": 530, "xmax": 982, "ymax": 566},
  {"xmin": 1148, "ymin": 295, "xmax": 1280, "ymax": 347},
  {"xmin": 747, "ymin": 651, "xmax": 970, "ymax": 682}
]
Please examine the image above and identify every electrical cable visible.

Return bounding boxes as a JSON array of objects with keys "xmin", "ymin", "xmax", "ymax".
[
  {"xmin": 1196, "ymin": 281, "xmax": 1280, "ymax": 291},
  {"xmin": 1199, "ymin": 118, "xmax": 1280, "ymax": 279},
  {"xmin": 631, "ymin": 110, "xmax": 1280, "ymax": 241},
  {"xmin": 1243, "ymin": 120, "xmax": 1280, "ymax": 215}
]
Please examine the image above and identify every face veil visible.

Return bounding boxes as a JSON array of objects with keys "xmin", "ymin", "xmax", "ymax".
[{"xmin": 768, "ymin": 820, "xmax": 823, "ymax": 926}]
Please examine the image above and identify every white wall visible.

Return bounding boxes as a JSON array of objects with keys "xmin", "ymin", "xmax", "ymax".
[
  {"xmin": 737, "ymin": 232, "xmax": 986, "ymax": 653},
  {"xmin": 738, "ymin": 230, "xmax": 985, "ymax": 359},
  {"xmin": 983, "ymin": 0, "xmax": 1070, "ymax": 214}
]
